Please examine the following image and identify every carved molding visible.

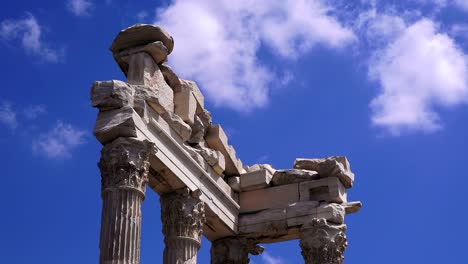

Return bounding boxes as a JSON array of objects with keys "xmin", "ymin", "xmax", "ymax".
[
  {"xmin": 300, "ymin": 218, "xmax": 348, "ymax": 264},
  {"xmin": 98, "ymin": 137, "xmax": 154, "ymax": 197}
]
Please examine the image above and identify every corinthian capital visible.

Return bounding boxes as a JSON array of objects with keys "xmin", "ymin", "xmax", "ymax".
[
  {"xmin": 160, "ymin": 188, "xmax": 206, "ymax": 244},
  {"xmin": 211, "ymin": 237, "xmax": 264, "ymax": 264},
  {"xmin": 98, "ymin": 137, "xmax": 154, "ymax": 196},
  {"xmin": 300, "ymin": 218, "xmax": 348, "ymax": 264}
]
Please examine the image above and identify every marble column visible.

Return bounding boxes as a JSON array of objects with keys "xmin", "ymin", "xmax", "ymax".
[
  {"xmin": 300, "ymin": 218, "xmax": 348, "ymax": 264},
  {"xmin": 160, "ymin": 188, "xmax": 206, "ymax": 264},
  {"xmin": 211, "ymin": 237, "xmax": 264, "ymax": 264},
  {"xmin": 98, "ymin": 137, "xmax": 154, "ymax": 264}
]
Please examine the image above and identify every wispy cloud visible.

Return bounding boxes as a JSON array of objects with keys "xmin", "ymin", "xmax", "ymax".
[
  {"xmin": 155, "ymin": 0, "xmax": 354, "ymax": 112},
  {"xmin": 363, "ymin": 12, "xmax": 468, "ymax": 135},
  {"xmin": 261, "ymin": 252, "xmax": 285, "ymax": 264},
  {"xmin": 0, "ymin": 101, "xmax": 18, "ymax": 131},
  {"xmin": 454, "ymin": 0, "xmax": 468, "ymax": 11},
  {"xmin": 450, "ymin": 23, "xmax": 468, "ymax": 39},
  {"xmin": 67, "ymin": 0, "xmax": 93, "ymax": 16},
  {"xmin": 23, "ymin": 104, "xmax": 46, "ymax": 119},
  {"xmin": 414, "ymin": 0, "xmax": 468, "ymax": 12},
  {"xmin": 136, "ymin": 11, "xmax": 149, "ymax": 21},
  {"xmin": 32, "ymin": 121, "xmax": 86, "ymax": 159},
  {"xmin": 0, "ymin": 13, "xmax": 63, "ymax": 62}
]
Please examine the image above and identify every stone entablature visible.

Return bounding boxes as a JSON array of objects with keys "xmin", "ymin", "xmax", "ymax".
[{"xmin": 91, "ymin": 24, "xmax": 361, "ymax": 264}]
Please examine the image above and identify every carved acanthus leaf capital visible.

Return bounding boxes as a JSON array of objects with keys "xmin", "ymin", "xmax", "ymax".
[
  {"xmin": 98, "ymin": 137, "xmax": 154, "ymax": 196},
  {"xmin": 161, "ymin": 188, "xmax": 206, "ymax": 244},
  {"xmin": 300, "ymin": 218, "xmax": 348, "ymax": 264},
  {"xmin": 211, "ymin": 237, "xmax": 264, "ymax": 264}
]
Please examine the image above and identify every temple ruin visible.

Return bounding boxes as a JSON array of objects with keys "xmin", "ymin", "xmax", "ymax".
[{"xmin": 91, "ymin": 24, "xmax": 361, "ymax": 264}]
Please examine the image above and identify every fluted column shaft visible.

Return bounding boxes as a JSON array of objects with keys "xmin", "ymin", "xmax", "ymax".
[
  {"xmin": 98, "ymin": 137, "xmax": 153, "ymax": 264},
  {"xmin": 160, "ymin": 188, "xmax": 206, "ymax": 264},
  {"xmin": 211, "ymin": 237, "xmax": 264, "ymax": 264},
  {"xmin": 300, "ymin": 218, "xmax": 348, "ymax": 264}
]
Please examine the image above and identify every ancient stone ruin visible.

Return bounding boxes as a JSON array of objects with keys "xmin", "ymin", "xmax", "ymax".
[{"xmin": 91, "ymin": 24, "xmax": 361, "ymax": 264}]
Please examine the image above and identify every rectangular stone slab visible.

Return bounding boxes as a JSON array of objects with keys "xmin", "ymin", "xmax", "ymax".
[
  {"xmin": 238, "ymin": 202, "xmax": 345, "ymax": 238},
  {"xmin": 93, "ymin": 106, "xmax": 144, "ymax": 144},
  {"xmin": 239, "ymin": 183, "xmax": 299, "ymax": 213},
  {"xmin": 299, "ymin": 177, "xmax": 347, "ymax": 203},
  {"xmin": 238, "ymin": 208, "xmax": 288, "ymax": 236},
  {"xmin": 206, "ymin": 124, "xmax": 243, "ymax": 176},
  {"xmin": 240, "ymin": 169, "xmax": 273, "ymax": 191},
  {"xmin": 91, "ymin": 80, "xmax": 133, "ymax": 111},
  {"xmin": 174, "ymin": 88, "xmax": 196, "ymax": 125},
  {"xmin": 294, "ymin": 156, "xmax": 354, "ymax": 188},
  {"xmin": 287, "ymin": 202, "xmax": 345, "ymax": 226},
  {"xmin": 180, "ymin": 79, "xmax": 204, "ymax": 109}
]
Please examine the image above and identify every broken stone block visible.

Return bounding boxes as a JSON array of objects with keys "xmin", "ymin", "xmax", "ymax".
[
  {"xmin": 240, "ymin": 169, "xmax": 273, "ymax": 191},
  {"xmin": 299, "ymin": 177, "xmax": 347, "ymax": 203},
  {"xmin": 206, "ymin": 124, "xmax": 228, "ymax": 147},
  {"xmin": 182, "ymin": 144, "xmax": 209, "ymax": 171},
  {"xmin": 294, "ymin": 156, "xmax": 354, "ymax": 188},
  {"xmin": 244, "ymin": 164, "xmax": 276, "ymax": 175},
  {"xmin": 188, "ymin": 116, "xmax": 205, "ymax": 144},
  {"xmin": 238, "ymin": 201, "xmax": 345, "ymax": 238},
  {"xmin": 271, "ymin": 169, "xmax": 319, "ymax": 186},
  {"xmin": 93, "ymin": 106, "xmax": 142, "ymax": 144},
  {"xmin": 133, "ymin": 82, "xmax": 174, "ymax": 115},
  {"xmin": 342, "ymin": 201, "xmax": 362, "ymax": 214},
  {"xmin": 227, "ymin": 177, "xmax": 241, "ymax": 192},
  {"xmin": 114, "ymin": 41, "xmax": 168, "ymax": 76},
  {"xmin": 239, "ymin": 183, "xmax": 299, "ymax": 213},
  {"xmin": 110, "ymin": 24, "xmax": 174, "ymax": 55},
  {"xmin": 161, "ymin": 112, "xmax": 192, "ymax": 142},
  {"xmin": 206, "ymin": 124, "xmax": 243, "ymax": 176},
  {"xmin": 174, "ymin": 86, "xmax": 197, "ymax": 125},
  {"xmin": 91, "ymin": 80, "xmax": 134, "ymax": 111},
  {"xmin": 197, "ymin": 108, "xmax": 212, "ymax": 129},
  {"xmin": 159, "ymin": 64, "xmax": 181, "ymax": 90},
  {"xmin": 123, "ymin": 52, "xmax": 175, "ymax": 109},
  {"xmin": 194, "ymin": 145, "xmax": 226, "ymax": 175},
  {"xmin": 238, "ymin": 208, "xmax": 288, "ymax": 237},
  {"xmin": 132, "ymin": 99, "xmax": 150, "ymax": 123},
  {"xmin": 180, "ymin": 79, "xmax": 204, "ymax": 109},
  {"xmin": 287, "ymin": 202, "xmax": 345, "ymax": 226}
]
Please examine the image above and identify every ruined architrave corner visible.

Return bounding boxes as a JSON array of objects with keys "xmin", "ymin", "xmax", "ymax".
[{"xmin": 91, "ymin": 24, "xmax": 362, "ymax": 264}]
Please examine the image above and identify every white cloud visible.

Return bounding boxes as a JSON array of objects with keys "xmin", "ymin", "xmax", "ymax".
[
  {"xmin": 363, "ymin": 11, "xmax": 407, "ymax": 45},
  {"xmin": 23, "ymin": 105, "xmax": 46, "ymax": 119},
  {"xmin": 67, "ymin": 0, "xmax": 93, "ymax": 16},
  {"xmin": 261, "ymin": 252, "xmax": 285, "ymax": 264},
  {"xmin": 155, "ymin": 0, "xmax": 354, "ymax": 112},
  {"xmin": 0, "ymin": 13, "xmax": 63, "ymax": 62},
  {"xmin": 0, "ymin": 101, "xmax": 17, "ymax": 130},
  {"xmin": 368, "ymin": 17, "xmax": 468, "ymax": 135},
  {"xmin": 33, "ymin": 121, "xmax": 86, "ymax": 159}
]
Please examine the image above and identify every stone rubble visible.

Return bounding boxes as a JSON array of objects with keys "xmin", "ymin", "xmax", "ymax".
[{"xmin": 294, "ymin": 156, "xmax": 355, "ymax": 188}]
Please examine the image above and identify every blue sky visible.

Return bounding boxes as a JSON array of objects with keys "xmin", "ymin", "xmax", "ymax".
[{"xmin": 1, "ymin": 0, "xmax": 468, "ymax": 263}]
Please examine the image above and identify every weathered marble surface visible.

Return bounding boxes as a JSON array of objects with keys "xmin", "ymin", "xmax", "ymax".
[
  {"xmin": 161, "ymin": 188, "xmax": 205, "ymax": 264},
  {"xmin": 300, "ymin": 218, "xmax": 348, "ymax": 264},
  {"xmin": 294, "ymin": 156, "xmax": 354, "ymax": 188},
  {"xmin": 211, "ymin": 237, "xmax": 264, "ymax": 264},
  {"xmin": 92, "ymin": 23, "xmax": 362, "ymax": 264},
  {"xmin": 98, "ymin": 137, "xmax": 154, "ymax": 264}
]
